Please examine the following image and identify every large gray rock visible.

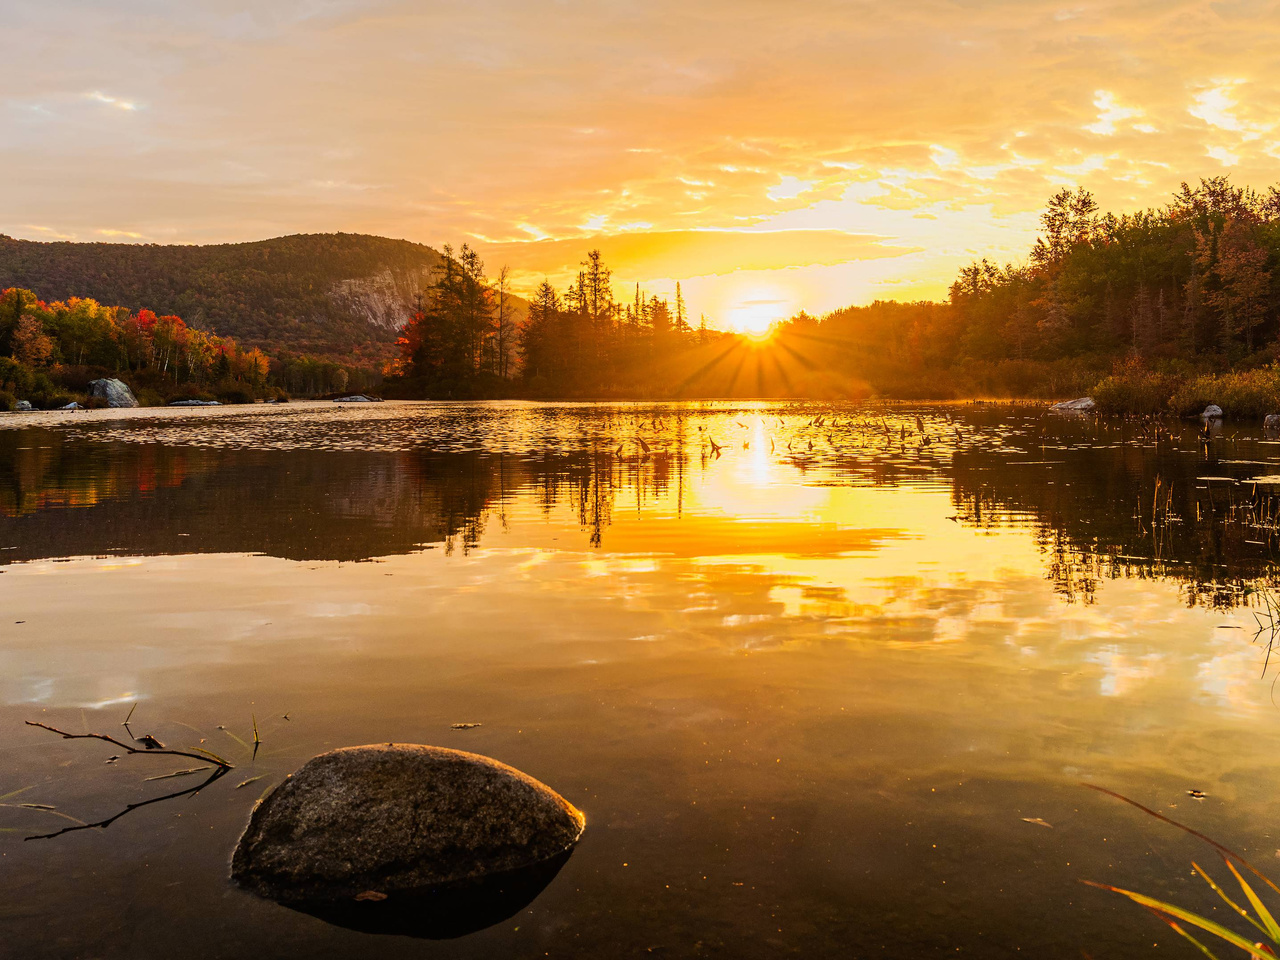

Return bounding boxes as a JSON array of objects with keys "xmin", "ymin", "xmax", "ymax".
[
  {"xmin": 14, "ymin": 400, "xmax": 32, "ymax": 412},
  {"xmin": 231, "ymin": 744, "xmax": 585, "ymax": 903},
  {"xmin": 1266, "ymin": 414, "xmax": 1280, "ymax": 433},
  {"xmin": 88, "ymin": 378, "xmax": 139, "ymax": 408},
  {"xmin": 1050, "ymin": 396, "xmax": 1096, "ymax": 413},
  {"xmin": 1202, "ymin": 404, "xmax": 1224, "ymax": 419}
]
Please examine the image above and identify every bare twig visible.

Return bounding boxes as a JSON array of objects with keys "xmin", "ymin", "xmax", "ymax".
[
  {"xmin": 24, "ymin": 767, "xmax": 229, "ymax": 841},
  {"xmin": 24, "ymin": 721, "xmax": 234, "ymax": 770}
]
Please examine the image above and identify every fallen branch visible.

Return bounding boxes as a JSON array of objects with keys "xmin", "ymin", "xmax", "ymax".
[
  {"xmin": 24, "ymin": 721, "xmax": 234, "ymax": 770},
  {"xmin": 24, "ymin": 767, "xmax": 229, "ymax": 841}
]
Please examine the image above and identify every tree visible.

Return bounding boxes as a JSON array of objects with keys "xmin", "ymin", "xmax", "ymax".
[
  {"xmin": 493, "ymin": 265, "xmax": 515, "ymax": 379},
  {"xmin": 12, "ymin": 315, "xmax": 53, "ymax": 366}
]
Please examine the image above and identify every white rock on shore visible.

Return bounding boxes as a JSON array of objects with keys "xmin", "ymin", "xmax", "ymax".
[
  {"xmin": 1050, "ymin": 397, "xmax": 1096, "ymax": 412},
  {"xmin": 88, "ymin": 378, "xmax": 139, "ymax": 408}
]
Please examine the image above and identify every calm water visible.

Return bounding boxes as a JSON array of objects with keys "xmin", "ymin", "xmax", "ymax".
[{"xmin": 3, "ymin": 401, "xmax": 1280, "ymax": 958}]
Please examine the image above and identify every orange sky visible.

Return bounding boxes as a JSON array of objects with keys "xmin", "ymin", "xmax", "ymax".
[{"xmin": 5, "ymin": 1, "xmax": 1280, "ymax": 332}]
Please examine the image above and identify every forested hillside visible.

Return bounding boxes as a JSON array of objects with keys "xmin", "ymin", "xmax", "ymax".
[
  {"xmin": 0, "ymin": 233, "xmax": 448, "ymax": 362},
  {"xmin": 767, "ymin": 176, "xmax": 1280, "ymax": 409}
]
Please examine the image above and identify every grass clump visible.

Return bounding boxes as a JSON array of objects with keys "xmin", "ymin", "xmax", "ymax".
[{"xmin": 1090, "ymin": 358, "xmax": 1280, "ymax": 418}]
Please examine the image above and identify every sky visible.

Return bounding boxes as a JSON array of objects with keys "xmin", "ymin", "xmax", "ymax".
[{"xmin": 5, "ymin": 0, "xmax": 1280, "ymax": 332}]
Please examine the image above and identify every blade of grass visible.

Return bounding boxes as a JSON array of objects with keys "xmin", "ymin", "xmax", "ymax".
[
  {"xmin": 1084, "ymin": 785, "xmax": 1280, "ymax": 899},
  {"xmin": 187, "ymin": 745, "xmax": 232, "ymax": 766},
  {"xmin": 1225, "ymin": 859, "xmax": 1280, "ymax": 944},
  {"xmin": 1084, "ymin": 881, "xmax": 1268, "ymax": 955},
  {"xmin": 219, "ymin": 728, "xmax": 250, "ymax": 751},
  {"xmin": 0, "ymin": 785, "xmax": 35, "ymax": 802},
  {"xmin": 1193, "ymin": 863, "xmax": 1271, "ymax": 940},
  {"xmin": 0, "ymin": 804, "xmax": 87, "ymax": 826},
  {"xmin": 144, "ymin": 766, "xmax": 210, "ymax": 782},
  {"xmin": 1146, "ymin": 907, "xmax": 1226, "ymax": 960},
  {"xmin": 252, "ymin": 714, "xmax": 260, "ymax": 745},
  {"xmin": 122, "ymin": 702, "xmax": 137, "ymax": 726}
]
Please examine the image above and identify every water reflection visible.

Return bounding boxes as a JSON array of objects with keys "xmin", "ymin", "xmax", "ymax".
[
  {"xmin": 6, "ymin": 402, "xmax": 1280, "ymax": 958},
  {"xmin": 5, "ymin": 404, "xmax": 1280, "ymax": 609}
]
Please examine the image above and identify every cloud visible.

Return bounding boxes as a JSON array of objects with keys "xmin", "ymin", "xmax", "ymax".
[
  {"xmin": 1085, "ymin": 91, "xmax": 1142, "ymax": 136},
  {"xmin": 475, "ymin": 229, "xmax": 915, "ymax": 290},
  {"xmin": 87, "ymin": 91, "xmax": 138, "ymax": 111},
  {"xmin": 6, "ymin": 0, "xmax": 1280, "ymax": 318}
]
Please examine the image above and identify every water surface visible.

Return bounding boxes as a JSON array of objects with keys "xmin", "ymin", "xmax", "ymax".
[{"xmin": 4, "ymin": 401, "xmax": 1280, "ymax": 958}]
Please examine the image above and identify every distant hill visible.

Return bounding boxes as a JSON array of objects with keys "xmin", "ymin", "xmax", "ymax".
[{"xmin": 0, "ymin": 232, "xmax": 453, "ymax": 362}]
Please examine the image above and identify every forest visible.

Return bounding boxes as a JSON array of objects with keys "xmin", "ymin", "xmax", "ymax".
[
  {"xmin": 0, "ymin": 288, "xmax": 374, "ymax": 409},
  {"xmin": 0, "ymin": 232, "xmax": 442, "ymax": 362},
  {"xmin": 387, "ymin": 175, "xmax": 1280, "ymax": 410},
  {"xmin": 800, "ymin": 176, "xmax": 1280, "ymax": 412},
  {"xmin": 7, "ymin": 176, "xmax": 1280, "ymax": 410}
]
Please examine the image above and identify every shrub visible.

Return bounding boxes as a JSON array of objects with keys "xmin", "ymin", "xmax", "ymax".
[
  {"xmin": 1168, "ymin": 368, "xmax": 1280, "ymax": 418},
  {"xmin": 0, "ymin": 390, "xmax": 15, "ymax": 412},
  {"xmin": 215, "ymin": 387, "xmax": 254, "ymax": 405},
  {"xmin": 1092, "ymin": 364, "xmax": 1176, "ymax": 415}
]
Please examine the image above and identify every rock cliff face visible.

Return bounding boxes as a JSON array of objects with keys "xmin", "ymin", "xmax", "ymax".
[{"xmin": 328, "ymin": 265, "xmax": 438, "ymax": 333}]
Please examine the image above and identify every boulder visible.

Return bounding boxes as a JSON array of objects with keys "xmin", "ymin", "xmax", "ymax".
[
  {"xmin": 1050, "ymin": 397, "xmax": 1096, "ymax": 413},
  {"xmin": 1266, "ymin": 414, "xmax": 1280, "ymax": 433},
  {"xmin": 169, "ymin": 399, "xmax": 221, "ymax": 407},
  {"xmin": 1202, "ymin": 404, "xmax": 1224, "ymax": 419},
  {"xmin": 61, "ymin": 402, "xmax": 83, "ymax": 410},
  {"xmin": 88, "ymin": 378, "xmax": 139, "ymax": 408},
  {"xmin": 15, "ymin": 400, "xmax": 32, "ymax": 412},
  {"xmin": 231, "ymin": 744, "xmax": 585, "ymax": 904},
  {"xmin": 333, "ymin": 394, "xmax": 382, "ymax": 403}
]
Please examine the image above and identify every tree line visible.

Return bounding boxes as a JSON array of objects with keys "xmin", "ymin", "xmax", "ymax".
[
  {"xmin": 770, "ymin": 176, "xmax": 1280, "ymax": 400},
  {"xmin": 390, "ymin": 244, "xmax": 719, "ymax": 398},
  {"xmin": 0, "ymin": 288, "xmax": 372, "ymax": 408}
]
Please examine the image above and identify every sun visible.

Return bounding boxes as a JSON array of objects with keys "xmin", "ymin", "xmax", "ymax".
[{"xmin": 724, "ymin": 286, "xmax": 793, "ymax": 339}]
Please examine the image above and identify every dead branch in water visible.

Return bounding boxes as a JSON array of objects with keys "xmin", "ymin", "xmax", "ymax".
[
  {"xmin": 24, "ymin": 766, "xmax": 230, "ymax": 841},
  {"xmin": 24, "ymin": 721, "xmax": 234, "ymax": 770}
]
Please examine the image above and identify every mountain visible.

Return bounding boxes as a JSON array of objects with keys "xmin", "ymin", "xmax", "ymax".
[{"xmin": 0, "ymin": 232, "xmax": 451, "ymax": 362}]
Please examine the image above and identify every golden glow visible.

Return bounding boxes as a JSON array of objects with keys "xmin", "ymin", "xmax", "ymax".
[
  {"xmin": 725, "ymin": 285, "xmax": 791, "ymax": 336},
  {"xmin": 9, "ymin": 3, "xmax": 1280, "ymax": 322}
]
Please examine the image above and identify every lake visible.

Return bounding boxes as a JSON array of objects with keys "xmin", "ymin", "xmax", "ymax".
[{"xmin": 2, "ymin": 400, "xmax": 1279, "ymax": 958}]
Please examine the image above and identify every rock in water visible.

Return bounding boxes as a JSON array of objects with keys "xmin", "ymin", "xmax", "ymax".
[
  {"xmin": 231, "ymin": 744, "xmax": 585, "ymax": 903},
  {"xmin": 88, "ymin": 378, "xmax": 139, "ymax": 408},
  {"xmin": 1265, "ymin": 414, "xmax": 1280, "ymax": 433},
  {"xmin": 1202, "ymin": 404, "xmax": 1224, "ymax": 419},
  {"xmin": 1050, "ymin": 397, "xmax": 1095, "ymax": 413}
]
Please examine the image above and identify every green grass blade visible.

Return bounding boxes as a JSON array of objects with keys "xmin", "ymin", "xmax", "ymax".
[
  {"xmin": 0, "ymin": 785, "xmax": 34, "ymax": 803},
  {"xmin": 1224, "ymin": 859, "xmax": 1280, "ymax": 944},
  {"xmin": 219, "ymin": 728, "xmax": 250, "ymax": 751},
  {"xmin": 1085, "ymin": 881, "xmax": 1268, "ymax": 955},
  {"xmin": 187, "ymin": 745, "xmax": 232, "ymax": 767},
  {"xmin": 1193, "ymin": 862, "xmax": 1271, "ymax": 940},
  {"xmin": 1154, "ymin": 912, "xmax": 1226, "ymax": 960}
]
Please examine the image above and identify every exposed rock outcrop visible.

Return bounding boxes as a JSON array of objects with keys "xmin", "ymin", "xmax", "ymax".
[
  {"xmin": 1050, "ymin": 397, "xmax": 1096, "ymax": 412},
  {"xmin": 231, "ymin": 743, "xmax": 585, "ymax": 904},
  {"xmin": 88, "ymin": 378, "xmax": 139, "ymax": 408}
]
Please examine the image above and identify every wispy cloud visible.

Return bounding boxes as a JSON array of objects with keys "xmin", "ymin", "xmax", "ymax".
[{"xmin": 87, "ymin": 91, "xmax": 138, "ymax": 111}]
